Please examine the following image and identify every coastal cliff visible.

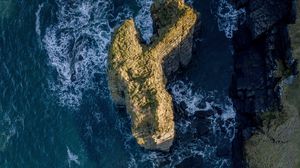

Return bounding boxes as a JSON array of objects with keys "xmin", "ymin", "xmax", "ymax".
[
  {"xmin": 108, "ymin": 0, "xmax": 197, "ymax": 151},
  {"xmin": 243, "ymin": 1, "xmax": 300, "ymax": 167},
  {"xmin": 229, "ymin": 0, "xmax": 300, "ymax": 167}
]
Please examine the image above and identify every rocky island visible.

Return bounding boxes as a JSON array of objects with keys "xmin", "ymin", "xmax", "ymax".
[{"xmin": 108, "ymin": 0, "xmax": 197, "ymax": 151}]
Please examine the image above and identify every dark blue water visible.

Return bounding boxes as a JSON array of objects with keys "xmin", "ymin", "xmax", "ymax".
[{"xmin": 0, "ymin": 0, "xmax": 245, "ymax": 167}]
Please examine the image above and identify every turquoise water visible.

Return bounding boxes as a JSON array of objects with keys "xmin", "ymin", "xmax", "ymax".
[{"xmin": 0, "ymin": 0, "xmax": 243, "ymax": 167}]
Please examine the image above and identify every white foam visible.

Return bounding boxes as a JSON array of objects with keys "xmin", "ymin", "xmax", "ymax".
[
  {"xmin": 169, "ymin": 81, "xmax": 205, "ymax": 115},
  {"xmin": 67, "ymin": 147, "xmax": 80, "ymax": 166},
  {"xmin": 213, "ymin": 0, "xmax": 246, "ymax": 38},
  {"xmin": 43, "ymin": 0, "xmax": 132, "ymax": 107},
  {"xmin": 209, "ymin": 97, "xmax": 236, "ymax": 141},
  {"xmin": 35, "ymin": 3, "xmax": 44, "ymax": 37},
  {"xmin": 169, "ymin": 80, "xmax": 236, "ymax": 133},
  {"xmin": 185, "ymin": 0, "xmax": 194, "ymax": 5},
  {"xmin": 115, "ymin": 80, "xmax": 236, "ymax": 167},
  {"xmin": 177, "ymin": 119, "xmax": 192, "ymax": 134},
  {"xmin": 135, "ymin": 0, "xmax": 153, "ymax": 43},
  {"xmin": 128, "ymin": 154, "xmax": 138, "ymax": 168}
]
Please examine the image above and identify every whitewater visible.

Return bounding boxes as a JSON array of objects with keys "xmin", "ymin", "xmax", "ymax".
[{"xmin": 36, "ymin": 0, "xmax": 245, "ymax": 167}]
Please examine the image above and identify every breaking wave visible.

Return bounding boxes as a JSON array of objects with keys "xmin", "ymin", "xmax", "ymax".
[
  {"xmin": 169, "ymin": 81, "xmax": 212, "ymax": 115},
  {"xmin": 115, "ymin": 80, "xmax": 236, "ymax": 167},
  {"xmin": 184, "ymin": 0, "xmax": 194, "ymax": 5},
  {"xmin": 35, "ymin": 3, "xmax": 44, "ymax": 37},
  {"xmin": 41, "ymin": 0, "xmax": 156, "ymax": 108},
  {"xmin": 212, "ymin": 0, "xmax": 246, "ymax": 38},
  {"xmin": 42, "ymin": 0, "xmax": 133, "ymax": 107},
  {"xmin": 67, "ymin": 146, "xmax": 80, "ymax": 166},
  {"xmin": 169, "ymin": 80, "xmax": 236, "ymax": 166},
  {"xmin": 40, "ymin": 0, "xmax": 237, "ymax": 167},
  {"xmin": 135, "ymin": 0, "xmax": 153, "ymax": 43}
]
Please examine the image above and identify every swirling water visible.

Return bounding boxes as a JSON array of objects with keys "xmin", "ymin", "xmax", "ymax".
[{"xmin": 0, "ymin": 0, "xmax": 239, "ymax": 167}]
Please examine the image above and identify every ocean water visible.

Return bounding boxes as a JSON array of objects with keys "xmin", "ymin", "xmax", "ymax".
[{"xmin": 0, "ymin": 0, "xmax": 243, "ymax": 167}]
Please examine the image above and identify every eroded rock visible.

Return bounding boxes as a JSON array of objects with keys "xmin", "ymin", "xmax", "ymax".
[
  {"xmin": 108, "ymin": 0, "xmax": 197, "ymax": 151},
  {"xmin": 229, "ymin": 0, "xmax": 299, "ymax": 167}
]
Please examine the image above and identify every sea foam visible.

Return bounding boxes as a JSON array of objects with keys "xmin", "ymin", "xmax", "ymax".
[
  {"xmin": 42, "ymin": 0, "xmax": 155, "ymax": 108},
  {"xmin": 115, "ymin": 80, "xmax": 236, "ymax": 167},
  {"xmin": 135, "ymin": 0, "xmax": 153, "ymax": 43},
  {"xmin": 212, "ymin": 0, "xmax": 246, "ymax": 38},
  {"xmin": 67, "ymin": 147, "xmax": 80, "ymax": 166},
  {"xmin": 42, "ymin": 0, "xmax": 132, "ymax": 107},
  {"xmin": 35, "ymin": 3, "xmax": 44, "ymax": 37}
]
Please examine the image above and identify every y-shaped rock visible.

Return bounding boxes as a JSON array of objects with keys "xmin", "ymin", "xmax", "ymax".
[{"xmin": 108, "ymin": 0, "xmax": 197, "ymax": 151}]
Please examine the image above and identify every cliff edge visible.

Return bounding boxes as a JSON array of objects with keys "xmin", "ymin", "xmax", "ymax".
[
  {"xmin": 107, "ymin": 0, "xmax": 197, "ymax": 151},
  {"xmin": 244, "ymin": 1, "xmax": 300, "ymax": 167}
]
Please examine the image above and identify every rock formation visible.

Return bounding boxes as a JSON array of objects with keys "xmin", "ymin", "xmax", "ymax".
[
  {"xmin": 229, "ymin": 0, "xmax": 299, "ymax": 167},
  {"xmin": 242, "ymin": 1, "xmax": 300, "ymax": 167},
  {"xmin": 108, "ymin": 0, "xmax": 197, "ymax": 151}
]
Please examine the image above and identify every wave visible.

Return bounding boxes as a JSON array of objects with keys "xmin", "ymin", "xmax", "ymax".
[
  {"xmin": 184, "ymin": 0, "xmax": 194, "ymax": 5},
  {"xmin": 67, "ymin": 146, "xmax": 80, "ymax": 166},
  {"xmin": 115, "ymin": 80, "xmax": 236, "ymax": 167},
  {"xmin": 42, "ymin": 0, "xmax": 133, "ymax": 107},
  {"xmin": 41, "ymin": 0, "xmax": 237, "ymax": 167},
  {"xmin": 212, "ymin": 0, "xmax": 246, "ymax": 38},
  {"xmin": 169, "ymin": 80, "xmax": 212, "ymax": 115},
  {"xmin": 135, "ymin": 0, "xmax": 153, "ymax": 43},
  {"xmin": 169, "ymin": 80, "xmax": 236, "ymax": 166},
  {"xmin": 35, "ymin": 3, "xmax": 44, "ymax": 37},
  {"xmin": 42, "ymin": 0, "xmax": 155, "ymax": 108}
]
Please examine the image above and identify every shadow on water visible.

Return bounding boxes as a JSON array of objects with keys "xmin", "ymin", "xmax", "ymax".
[
  {"xmin": 75, "ymin": 84, "xmax": 133, "ymax": 168},
  {"xmin": 176, "ymin": 0, "xmax": 233, "ymax": 92},
  {"xmin": 168, "ymin": 0, "xmax": 236, "ymax": 167}
]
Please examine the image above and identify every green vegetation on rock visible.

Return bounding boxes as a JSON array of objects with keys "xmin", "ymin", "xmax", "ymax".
[
  {"xmin": 245, "ymin": 2, "xmax": 300, "ymax": 167},
  {"xmin": 108, "ymin": 0, "xmax": 197, "ymax": 151}
]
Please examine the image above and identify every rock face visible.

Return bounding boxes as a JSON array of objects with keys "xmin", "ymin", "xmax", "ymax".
[
  {"xmin": 229, "ymin": 0, "xmax": 299, "ymax": 167},
  {"xmin": 108, "ymin": 0, "xmax": 197, "ymax": 151},
  {"xmin": 242, "ymin": 1, "xmax": 300, "ymax": 167},
  {"xmin": 230, "ymin": 0, "xmax": 298, "ymax": 117}
]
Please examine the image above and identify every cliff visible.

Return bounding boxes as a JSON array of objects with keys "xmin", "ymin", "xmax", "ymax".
[
  {"xmin": 229, "ymin": 0, "xmax": 299, "ymax": 167},
  {"xmin": 108, "ymin": 0, "xmax": 197, "ymax": 151},
  {"xmin": 244, "ymin": 1, "xmax": 300, "ymax": 167}
]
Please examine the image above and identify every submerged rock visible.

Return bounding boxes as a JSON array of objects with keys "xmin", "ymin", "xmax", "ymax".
[{"xmin": 108, "ymin": 0, "xmax": 197, "ymax": 151}]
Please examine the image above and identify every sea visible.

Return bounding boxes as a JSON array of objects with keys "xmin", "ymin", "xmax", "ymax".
[{"xmin": 0, "ymin": 0, "xmax": 246, "ymax": 167}]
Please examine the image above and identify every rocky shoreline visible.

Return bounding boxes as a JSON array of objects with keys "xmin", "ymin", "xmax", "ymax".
[{"xmin": 229, "ymin": 0, "xmax": 299, "ymax": 167}]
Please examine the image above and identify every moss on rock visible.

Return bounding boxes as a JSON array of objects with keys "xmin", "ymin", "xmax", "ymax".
[{"xmin": 108, "ymin": 0, "xmax": 197, "ymax": 151}]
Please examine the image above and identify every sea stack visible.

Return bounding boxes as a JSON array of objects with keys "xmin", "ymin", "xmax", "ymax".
[{"xmin": 107, "ymin": 0, "xmax": 197, "ymax": 151}]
